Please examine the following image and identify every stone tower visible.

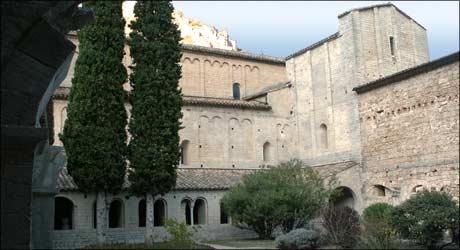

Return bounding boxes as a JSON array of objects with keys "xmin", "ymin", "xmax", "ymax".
[{"xmin": 286, "ymin": 3, "xmax": 429, "ymax": 210}]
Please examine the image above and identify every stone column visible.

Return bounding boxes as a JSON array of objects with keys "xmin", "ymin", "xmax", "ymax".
[{"xmin": 190, "ymin": 201, "xmax": 195, "ymax": 225}]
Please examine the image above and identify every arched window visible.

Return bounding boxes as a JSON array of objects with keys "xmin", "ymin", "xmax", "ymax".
[
  {"xmin": 109, "ymin": 199, "xmax": 124, "ymax": 228},
  {"xmin": 138, "ymin": 199, "xmax": 146, "ymax": 227},
  {"xmin": 220, "ymin": 201, "xmax": 229, "ymax": 224},
  {"xmin": 181, "ymin": 199, "xmax": 192, "ymax": 225},
  {"xmin": 180, "ymin": 140, "xmax": 190, "ymax": 165},
  {"xmin": 93, "ymin": 201, "xmax": 97, "ymax": 229},
  {"xmin": 54, "ymin": 197, "xmax": 74, "ymax": 230},
  {"xmin": 154, "ymin": 199, "xmax": 166, "ymax": 227},
  {"xmin": 193, "ymin": 198, "xmax": 207, "ymax": 225},
  {"xmin": 372, "ymin": 185, "xmax": 386, "ymax": 197},
  {"xmin": 232, "ymin": 83, "xmax": 240, "ymax": 100},
  {"xmin": 263, "ymin": 142, "xmax": 272, "ymax": 162},
  {"xmin": 319, "ymin": 124, "xmax": 328, "ymax": 149}
]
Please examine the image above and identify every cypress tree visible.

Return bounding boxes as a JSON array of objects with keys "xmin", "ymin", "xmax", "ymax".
[
  {"xmin": 127, "ymin": 1, "xmax": 182, "ymax": 245},
  {"xmin": 60, "ymin": 1, "xmax": 127, "ymax": 243}
]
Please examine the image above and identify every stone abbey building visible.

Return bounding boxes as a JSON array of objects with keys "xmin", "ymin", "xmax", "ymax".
[{"xmin": 48, "ymin": 3, "xmax": 459, "ymax": 248}]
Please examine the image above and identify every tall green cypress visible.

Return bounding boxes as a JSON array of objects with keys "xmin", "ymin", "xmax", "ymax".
[
  {"xmin": 127, "ymin": 0, "xmax": 182, "ymax": 244},
  {"xmin": 60, "ymin": 1, "xmax": 127, "ymax": 243}
]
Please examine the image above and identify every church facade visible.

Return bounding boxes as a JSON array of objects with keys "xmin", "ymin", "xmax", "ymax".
[{"xmin": 48, "ymin": 3, "xmax": 459, "ymax": 248}]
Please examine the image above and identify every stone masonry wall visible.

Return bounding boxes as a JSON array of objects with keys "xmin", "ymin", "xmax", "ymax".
[
  {"xmin": 358, "ymin": 61, "xmax": 459, "ymax": 207},
  {"xmin": 53, "ymin": 93, "xmax": 295, "ymax": 168},
  {"xmin": 51, "ymin": 190, "xmax": 256, "ymax": 249},
  {"xmin": 179, "ymin": 50, "xmax": 287, "ymax": 99},
  {"xmin": 60, "ymin": 35, "xmax": 288, "ymax": 100},
  {"xmin": 288, "ymin": 4, "xmax": 429, "ymax": 168}
]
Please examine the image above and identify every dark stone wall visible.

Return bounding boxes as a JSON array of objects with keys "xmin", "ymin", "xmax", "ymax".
[{"xmin": 1, "ymin": 1, "xmax": 92, "ymax": 248}]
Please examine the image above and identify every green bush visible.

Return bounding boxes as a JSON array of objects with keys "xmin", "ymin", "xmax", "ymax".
[
  {"xmin": 222, "ymin": 159, "xmax": 330, "ymax": 239},
  {"xmin": 275, "ymin": 228, "xmax": 320, "ymax": 249},
  {"xmin": 321, "ymin": 206, "xmax": 361, "ymax": 249},
  {"xmin": 363, "ymin": 203, "xmax": 394, "ymax": 224},
  {"xmin": 164, "ymin": 219, "xmax": 194, "ymax": 243},
  {"xmin": 390, "ymin": 190, "xmax": 459, "ymax": 249},
  {"xmin": 359, "ymin": 203, "xmax": 398, "ymax": 249}
]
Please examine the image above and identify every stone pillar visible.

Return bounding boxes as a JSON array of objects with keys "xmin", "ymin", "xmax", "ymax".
[
  {"xmin": 1, "ymin": 126, "xmax": 48, "ymax": 249},
  {"xmin": 190, "ymin": 201, "xmax": 195, "ymax": 225},
  {"xmin": 31, "ymin": 144, "xmax": 66, "ymax": 249}
]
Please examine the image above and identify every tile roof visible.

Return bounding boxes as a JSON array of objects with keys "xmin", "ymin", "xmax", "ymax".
[
  {"xmin": 66, "ymin": 32, "xmax": 285, "ymax": 65},
  {"xmin": 311, "ymin": 161, "xmax": 360, "ymax": 178},
  {"xmin": 243, "ymin": 81, "xmax": 291, "ymax": 100},
  {"xmin": 285, "ymin": 33, "xmax": 340, "ymax": 60},
  {"xmin": 183, "ymin": 95, "xmax": 271, "ymax": 110},
  {"xmin": 53, "ymin": 87, "xmax": 272, "ymax": 111},
  {"xmin": 181, "ymin": 44, "xmax": 285, "ymax": 64},
  {"xmin": 353, "ymin": 52, "xmax": 459, "ymax": 94},
  {"xmin": 57, "ymin": 167, "xmax": 257, "ymax": 192},
  {"xmin": 175, "ymin": 168, "xmax": 257, "ymax": 191}
]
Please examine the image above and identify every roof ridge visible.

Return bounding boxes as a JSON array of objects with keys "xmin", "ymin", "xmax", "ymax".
[
  {"xmin": 181, "ymin": 44, "xmax": 285, "ymax": 64},
  {"xmin": 65, "ymin": 33, "xmax": 285, "ymax": 64},
  {"xmin": 285, "ymin": 32, "xmax": 340, "ymax": 60}
]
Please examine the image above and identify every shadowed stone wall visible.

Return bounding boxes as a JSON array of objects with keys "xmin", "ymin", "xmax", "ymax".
[{"xmin": 357, "ymin": 56, "xmax": 459, "ymax": 207}]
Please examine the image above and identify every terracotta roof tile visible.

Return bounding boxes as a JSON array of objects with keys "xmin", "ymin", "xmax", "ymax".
[
  {"xmin": 57, "ymin": 167, "xmax": 256, "ymax": 192},
  {"xmin": 53, "ymin": 87, "xmax": 271, "ymax": 111},
  {"xmin": 181, "ymin": 44, "xmax": 285, "ymax": 64},
  {"xmin": 183, "ymin": 95, "xmax": 271, "ymax": 110}
]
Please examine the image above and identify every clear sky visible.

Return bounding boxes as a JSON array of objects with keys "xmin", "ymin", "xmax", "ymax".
[{"xmin": 172, "ymin": 1, "xmax": 459, "ymax": 60}]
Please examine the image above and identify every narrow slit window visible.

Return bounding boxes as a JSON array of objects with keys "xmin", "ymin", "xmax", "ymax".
[
  {"xmin": 232, "ymin": 83, "xmax": 240, "ymax": 100},
  {"xmin": 389, "ymin": 36, "xmax": 395, "ymax": 56}
]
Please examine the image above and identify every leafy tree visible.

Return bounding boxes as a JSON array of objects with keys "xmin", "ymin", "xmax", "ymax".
[
  {"xmin": 222, "ymin": 159, "xmax": 330, "ymax": 239},
  {"xmin": 390, "ymin": 190, "xmax": 459, "ymax": 249},
  {"xmin": 60, "ymin": 0, "xmax": 127, "ymax": 243},
  {"xmin": 127, "ymin": 0, "xmax": 182, "ymax": 245}
]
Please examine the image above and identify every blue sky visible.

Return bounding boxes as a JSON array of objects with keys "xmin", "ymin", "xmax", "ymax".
[{"xmin": 172, "ymin": 1, "xmax": 459, "ymax": 60}]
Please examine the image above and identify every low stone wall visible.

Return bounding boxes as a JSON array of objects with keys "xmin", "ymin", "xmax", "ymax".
[{"xmin": 51, "ymin": 225, "xmax": 257, "ymax": 249}]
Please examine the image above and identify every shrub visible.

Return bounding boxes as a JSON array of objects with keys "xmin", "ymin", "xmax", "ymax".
[
  {"xmin": 164, "ymin": 219, "xmax": 194, "ymax": 243},
  {"xmin": 356, "ymin": 232, "xmax": 401, "ymax": 250},
  {"xmin": 363, "ymin": 203, "xmax": 394, "ymax": 224},
  {"xmin": 222, "ymin": 159, "xmax": 330, "ymax": 239},
  {"xmin": 275, "ymin": 228, "xmax": 320, "ymax": 249},
  {"xmin": 321, "ymin": 206, "xmax": 360, "ymax": 249},
  {"xmin": 359, "ymin": 203, "xmax": 398, "ymax": 249},
  {"xmin": 390, "ymin": 190, "xmax": 459, "ymax": 249}
]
